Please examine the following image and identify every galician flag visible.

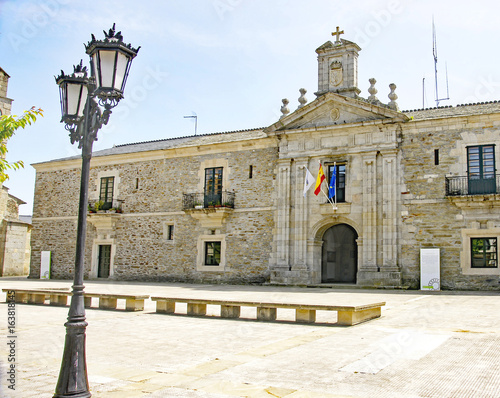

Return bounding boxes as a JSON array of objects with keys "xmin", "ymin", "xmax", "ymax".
[
  {"xmin": 328, "ymin": 165, "xmax": 336, "ymax": 199},
  {"xmin": 314, "ymin": 163, "xmax": 325, "ymax": 196},
  {"xmin": 303, "ymin": 168, "xmax": 314, "ymax": 197}
]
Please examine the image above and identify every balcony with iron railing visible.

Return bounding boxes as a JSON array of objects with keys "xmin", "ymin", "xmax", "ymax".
[
  {"xmin": 182, "ymin": 191, "xmax": 235, "ymax": 210},
  {"xmin": 445, "ymin": 175, "xmax": 500, "ymax": 196},
  {"xmin": 183, "ymin": 191, "xmax": 235, "ymax": 228},
  {"xmin": 88, "ymin": 199, "xmax": 124, "ymax": 213}
]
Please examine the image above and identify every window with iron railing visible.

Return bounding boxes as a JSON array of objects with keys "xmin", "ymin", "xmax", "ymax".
[
  {"xmin": 99, "ymin": 177, "xmax": 114, "ymax": 210},
  {"xmin": 467, "ymin": 145, "xmax": 496, "ymax": 195},
  {"xmin": 446, "ymin": 145, "xmax": 498, "ymax": 196},
  {"xmin": 183, "ymin": 191, "xmax": 235, "ymax": 210}
]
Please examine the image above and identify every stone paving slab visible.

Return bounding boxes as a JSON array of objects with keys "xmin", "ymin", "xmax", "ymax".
[{"xmin": 0, "ymin": 278, "xmax": 499, "ymax": 397}]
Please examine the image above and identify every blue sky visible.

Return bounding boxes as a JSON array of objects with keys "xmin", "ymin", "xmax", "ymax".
[{"xmin": 1, "ymin": 0, "xmax": 499, "ymax": 214}]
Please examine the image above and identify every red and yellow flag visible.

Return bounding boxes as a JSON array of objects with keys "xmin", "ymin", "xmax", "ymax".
[{"xmin": 314, "ymin": 163, "xmax": 325, "ymax": 195}]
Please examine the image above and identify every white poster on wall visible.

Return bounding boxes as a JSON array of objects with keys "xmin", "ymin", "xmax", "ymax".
[
  {"xmin": 420, "ymin": 248, "xmax": 440, "ymax": 291},
  {"xmin": 40, "ymin": 251, "xmax": 51, "ymax": 279}
]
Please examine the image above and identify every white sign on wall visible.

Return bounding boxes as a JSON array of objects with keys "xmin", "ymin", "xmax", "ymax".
[
  {"xmin": 420, "ymin": 248, "xmax": 440, "ymax": 291},
  {"xmin": 40, "ymin": 251, "xmax": 51, "ymax": 280}
]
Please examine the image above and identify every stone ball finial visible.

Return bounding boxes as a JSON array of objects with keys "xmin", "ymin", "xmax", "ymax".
[
  {"xmin": 297, "ymin": 88, "xmax": 307, "ymax": 109},
  {"xmin": 388, "ymin": 83, "xmax": 399, "ymax": 111},
  {"xmin": 280, "ymin": 98, "xmax": 290, "ymax": 118},
  {"xmin": 367, "ymin": 78, "xmax": 379, "ymax": 104}
]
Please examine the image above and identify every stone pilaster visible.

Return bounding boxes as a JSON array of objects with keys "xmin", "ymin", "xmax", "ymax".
[
  {"xmin": 308, "ymin": 239, "xmax": 323, "ymax": 284},
  {"xmin": 360, "ymin": 155, "xmax": 377, "ymax": 270},
  {"xmin": 381, "ymin": 152, "xmax": 399, "ymax": 271},
  {"xmin": 293, "ymin": 158, "xmax": 309, "ymax": 269},
  {"xmin": 276, "ymin": 159, "xmax": 291, "ymax": 268}
]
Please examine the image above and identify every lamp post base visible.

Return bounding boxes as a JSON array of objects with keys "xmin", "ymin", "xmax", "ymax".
[{"xmin": 53, "ymin": 321, "xmax": 90, "ymax": 397}]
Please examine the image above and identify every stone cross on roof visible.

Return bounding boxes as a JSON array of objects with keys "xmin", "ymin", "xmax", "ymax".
[{"xmin": 331, "ymin": 26, "xmax": 344, "ymax": 44}]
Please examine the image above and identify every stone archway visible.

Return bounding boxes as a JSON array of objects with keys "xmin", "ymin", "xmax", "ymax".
[{"xmin": 321, "ymin": 224, "xmax": 358, "ymax": 283}]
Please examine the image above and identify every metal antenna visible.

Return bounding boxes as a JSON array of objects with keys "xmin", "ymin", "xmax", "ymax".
[
  {"xmin": 433, "ymin": 17, "xmax": 450, "ymax": 107},
  {"xmin": 184, "ymin": 113, "xmax": 198, "ymax": 135},
  {"xmin": 423, "ymin": 77, "xmax": 426, "ymax": 108}
]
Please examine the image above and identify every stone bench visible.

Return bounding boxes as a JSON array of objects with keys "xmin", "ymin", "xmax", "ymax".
[
  {"xmin": 83, "ymin": 293, "xmax": 149, "ymax": 311},
  {"xmin": 151, "ymin": 296, "xmax": 385, "ymax": 326},
  {"xmin": 3, "ymin": 289, "xmax": 149, "ymax": 311},
  {"xmin": 3, "ymin": 288, "xmax": 72, "ymax": 306}
]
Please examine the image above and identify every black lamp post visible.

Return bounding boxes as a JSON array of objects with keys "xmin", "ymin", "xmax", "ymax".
[{"xmin": 53, "ymin": 24, "xmax": 139, "ymax": 398}]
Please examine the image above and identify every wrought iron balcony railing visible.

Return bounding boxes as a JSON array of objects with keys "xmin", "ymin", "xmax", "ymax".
[
  {"xmin": 445, "ymin": 175, "xmax": 500, "ymax": 196},
  {"xmin": 183, "ymin": 191, "xmax": 235, "ymax": 210},
  {"xmin": 88, "ymin": 199, "xmax": 124, "ymax": 213}
]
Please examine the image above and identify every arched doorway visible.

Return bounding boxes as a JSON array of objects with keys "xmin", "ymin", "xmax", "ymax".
[{"xmin": 322, "ymin": 224, "xmax": 358, "ymax": 283}]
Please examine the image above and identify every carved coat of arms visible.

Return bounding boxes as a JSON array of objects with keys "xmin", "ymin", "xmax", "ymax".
[{"xmin": 330, "ymin": 60, "xmax": 343, "ymax": 87}]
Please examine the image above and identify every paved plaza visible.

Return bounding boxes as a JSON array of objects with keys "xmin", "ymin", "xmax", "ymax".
[{"xmin": 0, "ymin": 278, "xmax": 499, "ymax": 397}]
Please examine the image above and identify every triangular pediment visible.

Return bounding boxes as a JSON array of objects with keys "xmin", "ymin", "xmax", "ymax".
[{"xmin": 265, "ymin": 92, "xmax": 408, "ymax": 134}]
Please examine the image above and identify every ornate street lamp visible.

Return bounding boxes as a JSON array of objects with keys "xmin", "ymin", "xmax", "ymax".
[{"xmin": 53, "ymin": 24, "xmax": 139, "ymax": 398}]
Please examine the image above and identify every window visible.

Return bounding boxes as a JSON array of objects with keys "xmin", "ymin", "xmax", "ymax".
[
  {"xmin": 467, "ymin": 145, "xmax": 496, "ymax": 194},
  {"xmin": 471, "ymin": 238, "xmax": 498, "ymax": 268},
  {"xmin": 204, "ymin": 167, "xmax": 223, "ymax": 206},
  {"xmin": 197, "ymin": 234, "xmax": 226, "ymax": 271},
  {"xmin": 205, "ymin": 241, "xmax": 221, "ymax": 266},
  {"xmin": 327, "ymin": 164, "xmax": 346, "ymax": 203},
  {"xmin": 99, "ymin": 177, "xmax": 114, "ymax": 210},
  {"xmin": 249, "ymin": 165, "xmax": 253, "ymax": 179},
  {"xmin": 434, "ymin": 149, "xmax": 439, "ymax": 165},
  {"xmin": 167, "ymin": 225, "xmax": 174, "ymax": 241}
]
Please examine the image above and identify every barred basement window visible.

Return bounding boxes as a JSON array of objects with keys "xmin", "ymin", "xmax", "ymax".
[
  {"xmin": 205, "ymin": 241, "xmax": 221, "ymax": 266},
  {"xmin": 471, "ymin": 238, "xmax": 498, "ymax": 268}
]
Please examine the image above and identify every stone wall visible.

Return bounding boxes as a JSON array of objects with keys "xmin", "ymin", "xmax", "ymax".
[
  {"xmin": 0, "ymin": 222, "xmax": 32, "ymax": 276},
  {"xmin": 0, "ymin": 69, "xmax": 12, "ymax": 116},
  {"xmin": 32, "ymin": 168, "xmax": 81, "ymax": 218},
  {"xmin": 401, "ymin": 113, "xmax": 500, "ymax": 290},
  {"xmin": 30, "ymin": 142, "xmax": 277, "ymax": 283},
  {"xmin": 30, "ymin": 219, "xmax": 77, "ymax": 279}
]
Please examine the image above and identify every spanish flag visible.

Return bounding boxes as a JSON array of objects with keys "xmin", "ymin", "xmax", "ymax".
[{"xmin": 314, "ymin": 163, "xmax": 325, "ymax": 196}]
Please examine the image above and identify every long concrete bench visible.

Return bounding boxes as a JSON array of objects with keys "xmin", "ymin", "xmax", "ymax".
[
  {"xmin": 3, "ymin": 289, "xmax": 149, "ymax": 311},
  {"xmin": 83, "ymin": 292, "xmax": 149, "ymax": 311},
  {"xmin": 151, "ymin": 296, "xmax": 385, "ymax": 326}
]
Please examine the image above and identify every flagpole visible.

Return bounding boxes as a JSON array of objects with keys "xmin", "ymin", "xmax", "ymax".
[
  {"xmin": 320, "ymin": 186, "xmax": 337, "ymax": 211},
  {"xmin": 334, "ymin": 162, "xmax": 337, "ymax": 209}
]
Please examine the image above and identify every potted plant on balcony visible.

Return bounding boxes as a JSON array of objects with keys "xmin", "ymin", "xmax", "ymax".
[
  {"xmin": 88, "ymin": 203, "xmax": 96, "ymax": 213},
  {"xmin": 208, "ymin": 201, "xmax": 215, "ymax": 209},
  {"xmin": 215, "ymin": 201, "xmax": 222, "ymax": 208},
  {"xmin": 223, "ymin": 201, "xmax": 232, "ymax": 208},
  {"xmin": 94, "ymin": 200, "xmax": 105, "ymax": 213},
  {"xmin": 194, "ymin": 201, "xmax": 203, "ymax": 209}
]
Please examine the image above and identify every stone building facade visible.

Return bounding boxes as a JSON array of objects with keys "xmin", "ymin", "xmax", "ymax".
[
  {"xmin": 29, "ymin": 34, "xmax": 500, "ymax": 290},
  {"xmin": 0, "ymin": 67, "xmax": 33, "ymax": 276},
  {"xmin": 31, "ymin": 131, "xmax": 277, "ymax": 283}
]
